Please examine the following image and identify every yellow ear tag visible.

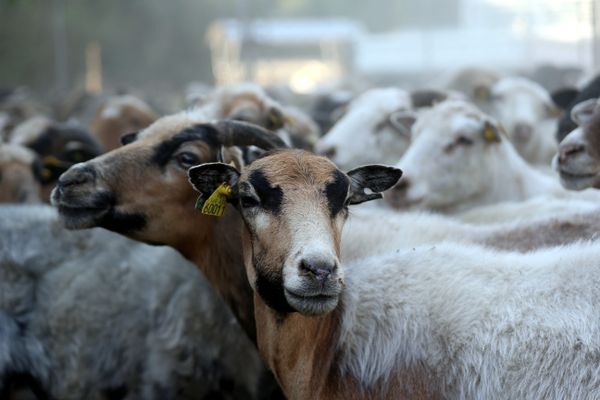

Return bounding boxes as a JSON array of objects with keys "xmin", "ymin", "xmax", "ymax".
[
  {"xmin": 484, "ymin": 127, "xmax": 497, "ymax": 142},
  {"xmin": 200, "ymin": 183, "xmax": 232, "ymax": 217},
  {"xmin": 41, "ymin": 168, "xmax": 53, "ymax": 180}
]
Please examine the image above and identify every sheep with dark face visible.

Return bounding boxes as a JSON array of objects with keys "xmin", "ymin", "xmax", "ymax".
[
  {"xmin": 51, "ymin": 113, "xmax": 287, "ymax": 398},
  {"xmin": 0, "ymin": 144, "xmax": 42, "ymax": 204},
  {"xmin": 188, "ymin": 149, "xmax": 600, "ymax": 399},
  {"xmin": 0, "ymin": 204, "xmax": 263, "ymax": 400},
  {"xmin": 10, "ymin": 117, "xmax": 103, "ymax": 201}
]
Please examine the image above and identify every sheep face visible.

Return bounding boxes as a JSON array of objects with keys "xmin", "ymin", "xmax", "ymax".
[
  {"xmin": 554, "ymin": 99, "xmax": 600, "ymax": 190},
  {"xmin": 315, "ymin": 88, "xmax": 415, "ymax": 169},
  {"xmin": 11, "ymin": 117, "xmax": 104, "ymax": 200},
  {"xmin": 51, "ymin": 114, "xmax": 242, "ymax": 246},
  {"xmin": 0, "ymin": 144, "xmax": 42, "ymax": 203},
  {"xmin": 91, "ymin": 95, "xmax": 158, "ymax": 151},
  {"xmin": 490, "ymin": 78, "xmax": 556, "ymax": 151},
  {"xmin": 189, "ymin": 150, "xmax": 402, "ymax": 316},
  {"xmin": 386, "ymin": 101, "xmax": 502, "ymax": 212}
]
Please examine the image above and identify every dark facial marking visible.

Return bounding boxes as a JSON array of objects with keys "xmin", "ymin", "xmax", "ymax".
[
  {"xmin": 248, "ymin": 169, "xmax": 283, "ymax": 214},
  {"xmin": 253, "ymin": 255, "xmax": 294, "ymax": 315},
  {"xmin": 97, "ymin": 208, "xmax": 147, "ymax": 235},
  {"xmin": 151, "ymin": 125, "xmax": 220, "ymax": 167},
  {"xmin": 325, "ymin": 169, "xmax": 349, "ymax": 216}
]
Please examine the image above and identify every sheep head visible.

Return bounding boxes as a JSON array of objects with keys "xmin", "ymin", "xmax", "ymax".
[
  {"xmin": 52, "ymin": 112, "xmax": 286, "ymax": 248},
  {"xmin": 188, "ymin": 149, "xmax": 402, "ymax": 316}
]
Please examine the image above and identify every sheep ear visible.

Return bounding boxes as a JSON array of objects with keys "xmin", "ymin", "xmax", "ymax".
[
  {"xmin": 482, "ymin": 121, "xmax": 502, "ymax": 143},
  {"xmin": 188, "ymin": 162, "xmax": 240, "ymax": 199},
  {"xmin": 267, "ymin": 106, "xmax": 285, "ymax": 130},
  {"xmin": 388, "ymin": 110, "xmax": 416, "ymax": 138},
  {"xmin": 551, "ymin": 87, "xmax": 579, "ymax": 110},
  {"xmin": 571, "ymin": 98, "xmax": 598, "ymax": 126},
  {"xmin": 346, "ymin": 165, "xmax": 403, "ymax": 205}
]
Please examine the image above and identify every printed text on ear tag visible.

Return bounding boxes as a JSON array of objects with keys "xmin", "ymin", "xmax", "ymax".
[{"xmin": 201, "ymin": 183, "xmax": 232, "ymax": 217}]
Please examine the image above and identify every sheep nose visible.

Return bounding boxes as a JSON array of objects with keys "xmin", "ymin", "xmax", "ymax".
[
  {"xmin": 559, "ymin": 143, "xmax": 586, "ymax": 164},
  {"xmin": 58, "ymin": 164, "xmax": 97, "ymax": 187},
  {"xmin": 300, "ymin": 259, "xmax": 337, "ymax": 281},
  {"xmin": 513, "ymin": 123, "xmax": 533, "ymax": 142}
]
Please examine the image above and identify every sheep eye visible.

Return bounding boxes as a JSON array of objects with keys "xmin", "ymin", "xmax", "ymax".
[
  {"xmin": 455, "ymin": 136, "xmax": 474, "ymax": 146},
  {"xmin": 240, "ymin": 194, "xmax": 259, "ymax": 208},
  {"xmin": 176, "ymin": 152, "xmax": 200, "ymax": 168}
]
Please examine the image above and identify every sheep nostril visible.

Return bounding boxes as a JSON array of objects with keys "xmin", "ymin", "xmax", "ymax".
[
  {"xmin": 300, "ymin": 259, "xmax": 337, "ymax": 281},
  {"xmin": 559, "ymin": 144, "xmax": 585, "ymax": 164},
  {"xmin": 58, "ymin": 165, "xmax": 97, "ymax": 187}
]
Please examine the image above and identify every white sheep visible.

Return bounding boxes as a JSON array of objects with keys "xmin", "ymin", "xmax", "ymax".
[
  {"xmin": 188, "ymin": 149, "xmax": 600, "ymax": 399},
  {"xmin": 489, "ymin": 77, "xmax": 559, "ymax": 165},
  {"xmin": 386, "ymin": 99, "xmax": 600, "ymax": 215},
  {"xmin": 314, "ymin": 87, "xmax": 415, "ymax": 169}
]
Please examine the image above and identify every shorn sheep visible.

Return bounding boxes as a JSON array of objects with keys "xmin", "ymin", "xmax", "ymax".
[
  {"xmin": 0, "ymin": 204, "xmax": 263, "ymax": 400},
  {"xmin": 189, "ymin": 149, "xmax": 600, "ymax": 399}
]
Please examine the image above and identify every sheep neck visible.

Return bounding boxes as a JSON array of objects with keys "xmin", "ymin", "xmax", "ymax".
[
  {"xmin": 177, "ymin": 207, "xmax": 256, "ymax": 344},
  {"xmin": 253, "ymin": 292, "xmax": 440, "ymax": 399},
  {"xmin": 468, "ymin": 142, "xmax": 559, "ymax": 210}
]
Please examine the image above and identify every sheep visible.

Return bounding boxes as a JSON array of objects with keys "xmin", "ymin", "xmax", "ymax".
[
  {"xmin": 385, "ymin": 99, "xmax": 600, "ymax": 215},
  {"xmin": 0, "ymin": 204, "xmax": 264, "ymax": 400},
  {"xmin": 198, "ymin": 83, "xmax": 319, "ymax": 150},
  {"xmin": 90, "ymin": 94, "xmax": 158, "ymax": 151},
  {"xmin": 9, "ymin": 116, "xmax": 103, "ymax": 201},
  {"xmin": 552, "ymin": 74, "xmax": 600, "ymax": 142},
  {"xmin": 308, "ymin": 89, "xmax": 354, "ymax": 134},
  {"xmin": 188, "ymin": 149, "xmax": 600, "ymax": 399},
  {"xmin": 553, "ymin": 98, "xmax": 600, "ymax": 190},
  {"xmin": 314, "ymin": 88, "xmax": 416, "ymax": 169},
  {"xmin": 444, "ymin": 67, "xmax": 501, "ymax": 112},
  {"xmin": 342, "ymin": 205, "xmax": 600, "ymax": 260},
  {"xmin": 488, "ymin": 77, "xmax": 559, "ymax": 165},
  {"xmin": 0, "ymin": 144, "xmax": 42, "ymax": 204},
  {"xmin": 51, "ymin": 115, "xmax": 287, "ymax": 398}
]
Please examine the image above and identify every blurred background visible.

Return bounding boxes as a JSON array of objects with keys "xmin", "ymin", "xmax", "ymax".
[{"xmin": 1, "ymin": 0, "xmax": 598, "ymax": 108}]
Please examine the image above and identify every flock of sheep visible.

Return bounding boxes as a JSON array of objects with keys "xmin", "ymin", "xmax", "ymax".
[{"xmin": 2, "ymin": 66, "xmax": 600, "ymax": 399}]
